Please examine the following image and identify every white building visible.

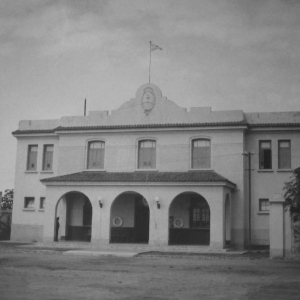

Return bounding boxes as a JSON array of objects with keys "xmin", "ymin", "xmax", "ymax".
[{"xmin": 11, "ymin": 83, "xmax": 300, "ymax": 252}]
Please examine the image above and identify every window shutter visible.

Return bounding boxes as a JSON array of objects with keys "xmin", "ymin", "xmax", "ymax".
[
  {"xmin": 27, "ymin": 145, "xmax": 38, "ymax": 171},
  {"xmin": 30, "ymin": 151, "xmax": 37, "ymax": 169},
  {"xmin": 151, "ymin": 147, "xmax": 156, "ymax": 168},
  {"xmin": 279, "ymin": 141, "xmax": 291, "ymax": 169},
  {"xmin": 97, "ymin": 148, "xmax": 104, "ymax": 169},
  {"xmin": 263, "ymin": 149, "xmax": 272, "ymax": 169},
  {"xmin": 87, "ymin": 142, "xmax": 105, "ymax": 169},
  {"xmin": 259, "ymin": 141, "xmax": 272, "ymax": 169},
  {"xmin": 192, "ymin": 140, "xmax": 211, "ymax": 169},
  {"xmin": 138, "ymin": 140, "xmax": 156, "ymax": 169},
  {"xmin": 43, "ymin": 145, "xmax": 53, "ymax": 171},
  {"xmin": 89, "ymin": 148, "xmax": 97, "ymax": 168}
]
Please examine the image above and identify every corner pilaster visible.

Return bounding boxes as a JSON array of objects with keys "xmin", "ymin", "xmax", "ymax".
[{"xmin": 269, "ymin": 195, "xmax": 285, "ymax": 258}]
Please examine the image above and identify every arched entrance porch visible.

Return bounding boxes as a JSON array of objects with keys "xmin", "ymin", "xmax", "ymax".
[
  {"xmin": 169, "ymin": 192, "xmax": 210, "ymax": 245},
  {"xmin": 55, "ymin": 191, "xmax": 92, "ymax": 242},
  {"xmin": 110, "ymin": 192, "xmax": 149, "ymax": 244}
]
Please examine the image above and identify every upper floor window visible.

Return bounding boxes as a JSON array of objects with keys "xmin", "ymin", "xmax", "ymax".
[
  {"xmin": 87, "ymin": 141, "xmax": 105, "ymax": 169},
  {"xmin": 138, "ymin": 140, "xmax": 156, "ymax": 169},
  {"xmin": 278, "ymin": 140, "xmax": 291, "ymax": 169},
  {"xmin": 191, "ymin": 139, "xmax": 211, "ymax": 169},
  {"xmin": 42, "ymin": 145, "xmax": 54, "ymax": 171},
  {"xmin": 259, "ymin": 141, "xmax": 272, "ymax": 169},
  {"xmin": 40, "ymin": 197, "xmax": 46, "ymax": 210},
  {"xmin": 27, "ymin": 145, "xmax": 38, "ymax": 171}
]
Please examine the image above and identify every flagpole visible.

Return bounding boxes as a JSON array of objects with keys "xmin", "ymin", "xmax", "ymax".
[{"xmin": 149, "ymin": 41, "xmax": 151, "ymax": 83}]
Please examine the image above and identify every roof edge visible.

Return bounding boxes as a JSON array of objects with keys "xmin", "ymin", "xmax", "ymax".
[{"xmin": 13, "ymin": 121, "xmax": 248, "ymax": 135}]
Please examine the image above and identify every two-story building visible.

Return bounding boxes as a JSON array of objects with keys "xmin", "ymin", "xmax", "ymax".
[{"xmin": 10, "ymin": 83, "xmax": 300, "ymax": 250}]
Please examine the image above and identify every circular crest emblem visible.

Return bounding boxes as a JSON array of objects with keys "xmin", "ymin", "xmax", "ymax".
[
  {"xmin": 113, "ymin": 217, "xmax": 123, "ymax": 227},
  {"xmin": 173, "ymin": 218, "xmax": 184, "ymax": 228},
  {"xmin": 141, "ymin": 87, "xmax": 156, "ymax": 115}
]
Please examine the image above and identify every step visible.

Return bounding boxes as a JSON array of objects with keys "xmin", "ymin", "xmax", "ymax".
[{"xmin": 22, "ymin": 242, "xmax": 229, "ymax": 253}]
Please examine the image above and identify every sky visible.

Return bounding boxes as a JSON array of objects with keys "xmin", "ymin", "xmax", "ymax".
[{"xmin": 1, "ymin": 0, "xmax": 300, "ymax": 193}]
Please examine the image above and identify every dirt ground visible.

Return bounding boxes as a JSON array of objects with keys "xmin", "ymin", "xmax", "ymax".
[{"xmin": 0, "ymin": 246, "xmax": 300, "ymax": 300}]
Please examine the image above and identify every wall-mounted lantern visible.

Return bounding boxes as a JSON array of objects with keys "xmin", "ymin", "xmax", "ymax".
[
  {"xmin": 155, "ymin": 196, "xmax": 160, "ymax": 209},
  {"xmin": 98, "ymin": 197, "xmax": 103, "ymax": 208}
]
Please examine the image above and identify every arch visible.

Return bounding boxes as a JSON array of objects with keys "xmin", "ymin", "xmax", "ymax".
[
  {"xmin": 225, "ymin": 193, "xmax": 231, "ymax": 245},
  {"xmin": 55, "ymin": 191, "xmax": 92, "ymax": 242},
  {"xmin": 110, "ymin": 191, "xmax": 150, "ymax": 244},
  {"xmin": 136, "ymin": 137, "xmax": 158, "ymax": 144},
  {"xmin": 169, "ymin": 192, "xmax": 210, "ymax": 245}
]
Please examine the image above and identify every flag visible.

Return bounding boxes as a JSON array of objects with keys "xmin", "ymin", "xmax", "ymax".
[{"xmin": 150, "ymin": 42, "xmax": 162, "ymax": 52}]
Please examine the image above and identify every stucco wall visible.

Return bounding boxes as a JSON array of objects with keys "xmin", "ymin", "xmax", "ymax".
[
  {"xmin": 10, "ymin": 224, "xmax": 43, "ymax": 242},
  {"xmin": 245, "ymin": 130, "xmax": 300, "ymax": 246},
  {"xmin": 11, "ymin": 135, "xmax": 59, "ymax": 242}
]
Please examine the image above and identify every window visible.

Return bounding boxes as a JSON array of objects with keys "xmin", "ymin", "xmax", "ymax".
[
  {"xmin": 87, "ymin": 141, "xmax": 105, "ymax": 169},
  {"xmin": 42, "ymin": 145, "xmax": 54, "ymax": 171},
  {"xmin": 24, "ymin": 197, "xmax": 35, "ymax": 209},
  {"xmin": 138, "ymin": 140, "xmax": 156, "ymax": 169},
  {"xmin": 278, "ymin": 140, "xmax": 291, "ymax": 169},
  {"xmin": 192, "ymin": 139, "xmax": 211, "ymax": 169},
  {"xmin": 259, "ymin": 141, "xmax": 272, "ymax": 169},
  {"xmin": 190, "ymin": 198, "xmax": 210, "ymax": 228},
  {"xmin": 259, "ymin": 199, "xmax": 270, "ymax": 212},
  {"xmin": 27, "ymin": 145, "xmax": 38, "ymax": 171},
  {"xmin": 40, "ymin": 197, "xmax": 46, "ymax": 210}
]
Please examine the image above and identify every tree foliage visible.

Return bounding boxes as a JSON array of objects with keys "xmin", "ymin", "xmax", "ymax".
[
  {"xmin": 283, "ymin": 167, "xmax": 300, "ymax": 218},
  {"xmin": 1, "ymin": 189, "xmax": 13, "ymax": 211}
]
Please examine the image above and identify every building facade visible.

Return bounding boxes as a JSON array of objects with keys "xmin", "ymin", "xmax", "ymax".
[{"xmin": 11, "ymin": 83, "xmax": 300, "ymax": 250}]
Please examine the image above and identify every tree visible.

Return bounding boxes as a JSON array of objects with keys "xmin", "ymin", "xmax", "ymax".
[
  {"xmin": 1, "ymin": 189, "xmax": 13, "ymax": 211},
  {"xmin": 283, "ymin": 167, "xmax": 300, "ymax": 217},
  {"xmin": 283, "ymin": 167, "xmax": 300, "ymax": 256}
]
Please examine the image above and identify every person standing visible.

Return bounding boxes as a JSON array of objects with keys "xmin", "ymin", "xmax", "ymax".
[{"xmin": 54, "ymin": 217, "xmax": 60, "ymax": 242}]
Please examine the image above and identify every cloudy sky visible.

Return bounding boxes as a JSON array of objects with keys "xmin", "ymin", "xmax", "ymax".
[{"xmin": 1, "ymin": 0, "xmax": 300, "ymax": 193}]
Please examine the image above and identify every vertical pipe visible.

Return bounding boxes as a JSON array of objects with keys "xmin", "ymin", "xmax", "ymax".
[
  {"xmin": 149, "ymin": 41, "xmax": 151, "ymax": 83},
  {"xmin": 249, "ymin": 153, "xmax": 252, "ymax": 256}
]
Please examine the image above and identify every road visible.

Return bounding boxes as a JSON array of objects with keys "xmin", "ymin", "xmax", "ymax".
[{"xmin": 0, "ymin": 245, "xmax": 299, "ymax": 300}]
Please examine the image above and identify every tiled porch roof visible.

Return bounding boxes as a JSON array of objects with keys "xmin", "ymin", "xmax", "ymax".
[{"xmin": 40, "ymin": 170, "xmax": 236, "ymax": 187}]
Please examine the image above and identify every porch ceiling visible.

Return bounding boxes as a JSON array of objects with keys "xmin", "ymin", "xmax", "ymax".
[{"xmin": 40, "ymin": 171, "xmax": 236, "ymax": 188}]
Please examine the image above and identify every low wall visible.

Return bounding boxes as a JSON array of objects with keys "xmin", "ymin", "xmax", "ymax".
[
  {"xmin": 0, "ymin": 211, "xmax": 12, "ymax": 240},
  {"xmin": 10, "ymin": 224, "xmax": 43, "ymax": 242}
]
